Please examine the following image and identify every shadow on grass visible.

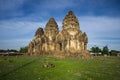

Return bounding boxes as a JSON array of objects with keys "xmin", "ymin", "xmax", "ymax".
[{"xmin": 0, "ymin": 58, "xmax": 38, "ymax": 78}]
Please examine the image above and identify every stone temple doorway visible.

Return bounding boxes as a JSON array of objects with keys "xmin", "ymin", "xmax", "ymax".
[{"xmin": 57, "ymin": 41, "xmax": 62, "ymax": 51}]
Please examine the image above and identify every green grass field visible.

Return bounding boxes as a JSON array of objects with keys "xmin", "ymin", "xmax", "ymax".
[{"xmin": 0, "ymin": 56, "xmax": 120, "ymax": 80}]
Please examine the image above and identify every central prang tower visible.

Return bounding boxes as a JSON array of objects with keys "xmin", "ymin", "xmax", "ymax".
[{"xmin": 60, "ymin": 11, "xmax": 88, "ymax": 53}]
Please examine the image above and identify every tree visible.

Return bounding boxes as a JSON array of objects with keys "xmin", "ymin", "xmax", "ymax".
[
  {"xmin": 91, "ymin": 46, "xmax": 101, "ymax": 56},
  {"xmin": 91, "ymin": 47, "xmax": 96, "ymax": 53},
  {"xmin": 7, "ymin": 49, "xmax": 18, "ymax": 52},
  {"xmin": 95, "ymin": 46, "xmax": 101, "ymax": 54},
  {"xmin": 19, "ymin": 46, "xmax": 28, "ymax": 53},
  {"xmin": 102, "ymin": 45, "xmax": 109, "ymax": 56}
]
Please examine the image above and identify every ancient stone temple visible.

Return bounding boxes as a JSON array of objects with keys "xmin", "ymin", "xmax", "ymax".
[{"xmin": 28, "ymin": 11, "xmax": 91, "ymax": 58}]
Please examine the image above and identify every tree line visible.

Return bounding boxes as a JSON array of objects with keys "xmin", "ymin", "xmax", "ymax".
[
  {"xmin": 0, "ymin": 46, "xmax": 28, "ymax": 53},
  {"xmin": 19, "ymin": 46, "xmax": 28, "ymax": 53},
  {"xmin": 90, "ymin": 45, "xmax": 120, "ymax": 56},
  {"xmin": 0, "ymin": 49, "xmax": 18, "ymax": 53},
  {"xmin": 0, "ymin": 46, "xmax": 119, "ymax": 56}
]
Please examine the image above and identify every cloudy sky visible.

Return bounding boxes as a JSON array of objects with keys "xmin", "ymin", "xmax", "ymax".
[{"xmin": 0, "ymin": 0, "xmax": 120, "ymax": 50}]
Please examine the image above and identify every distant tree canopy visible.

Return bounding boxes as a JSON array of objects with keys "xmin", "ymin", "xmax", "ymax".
[
  {"xmin": 102, "ymin": 45, "xmax": 109, "ymax": 55},
  {"xmin": 0, "ymin": 49, "xmax": 18, "ymax": 53},
  {"xmin": 7, "ymin": 49, "xmax": 18, "ymax": 52},
  {"xmin": 90, "ymin": 45, "xmax": 120, "ymax": 56},
  {"xmin": 19, "ymin": 46, "xmax": 28, "ymax": 53},
  {"xmin": 90, "ymin": 46, "xmax": 101, "ymax": 56}
]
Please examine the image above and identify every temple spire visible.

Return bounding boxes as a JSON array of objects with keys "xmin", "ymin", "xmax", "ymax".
[
  {"xmin": 45, "ymin": 18, "xmax": 58, "ymax": 31},
  {"xmin": 35, "ymin": 27, "xmax": 44, "ymax": 36},
  {"xmin": 62, "ymin": 11, "xmax": 80, "ymax": 30}
]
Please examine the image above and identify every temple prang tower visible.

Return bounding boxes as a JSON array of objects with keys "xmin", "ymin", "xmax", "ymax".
[{"xmin": 28, "ymin": 11, "xmax": 91, "ymax": 58}]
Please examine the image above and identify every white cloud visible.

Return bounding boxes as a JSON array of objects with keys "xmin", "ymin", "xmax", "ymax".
[
  {"xmin": 79, "ymin": 16, "xmax": 120, "ymax": 38},
  {"xmin": 79, "ymin": 16, "xmax": 120, "ymax": 50},
  {"xmin": 0, "ymin": 20, "xmax": 46, "ymax": 38},
  {"xmin": 88, "ymin": 39, "xmax": 120, "ymax": 50},
  {"xmin": 0, "ymin": 19, "xmax": 63, "ymax": 38},
  {"xmin": 0, "ymin": 39, "xmax": 31, "ymax": 50},
  {"xmin": 0, "ymin": 20, "xmax": 41, "ymax": 50}
]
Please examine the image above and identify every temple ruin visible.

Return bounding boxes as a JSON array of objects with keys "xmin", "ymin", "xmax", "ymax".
[{"xmin": 28, "ymin": 11, "xmax": 91, "ymax": 58}]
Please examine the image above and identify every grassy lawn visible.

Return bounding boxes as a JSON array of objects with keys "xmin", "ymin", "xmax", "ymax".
[{"xmin": 0, "ymin": 56, "xmax": 120, "ymax": 80}]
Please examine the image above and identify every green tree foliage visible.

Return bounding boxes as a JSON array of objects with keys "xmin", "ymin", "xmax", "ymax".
[
  {"xmin": 19, "ymin": 46, "xmax": 28, "ymax": 53},
  {"xmin": 95, "ymin": 46, "xmax": 101, "ymax": 54},
  {"xmin": 91, "ymin": 47, "xmax": 96, "ymax": 53},
  {"xmin": 102, "ymin": 45, "xmax": 109, "ymax": 56},
  {"xmin": 91, "ymin": 46, "xmax": 101, "ymax": 56},
  {"xmin": 7, "ymin": 49, "xmax": 18, "ymax": 52},
  {"xmin": 0, "ymin": 49, "xmax": 18, "ymax": 53}
]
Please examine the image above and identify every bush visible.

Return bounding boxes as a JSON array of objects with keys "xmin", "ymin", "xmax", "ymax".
[{"xmin": 19, "ymin": 46, "xmax": 28, "ymax": 53}]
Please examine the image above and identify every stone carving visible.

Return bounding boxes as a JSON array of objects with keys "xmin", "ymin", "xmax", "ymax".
[{"xmin": 28, "ymin": 11, "xmax": 91, "ymax": 58}]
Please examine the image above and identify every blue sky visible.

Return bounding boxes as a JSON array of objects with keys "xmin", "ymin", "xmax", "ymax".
[{"xmin": 0, "ymin": 0, "xmax": 120, "ymax": 50}]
